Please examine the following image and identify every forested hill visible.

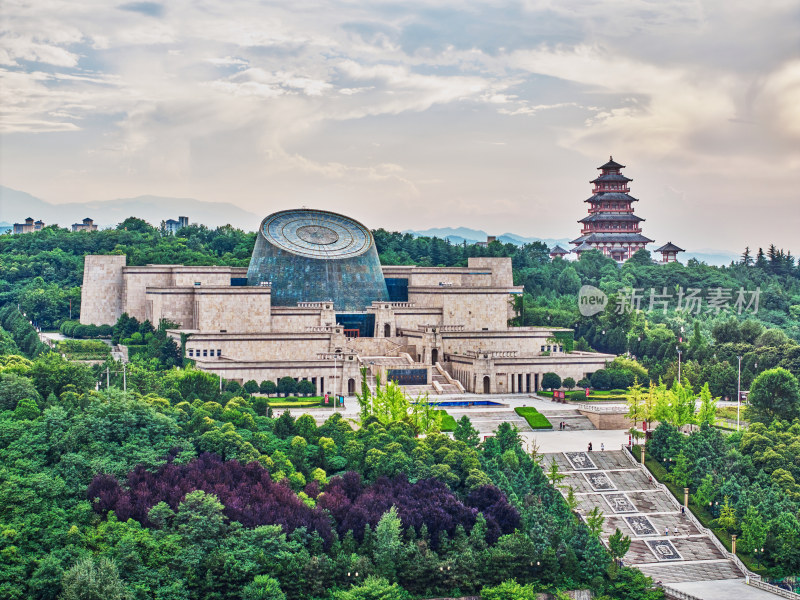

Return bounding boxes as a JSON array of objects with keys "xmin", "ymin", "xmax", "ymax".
[{"xmin": 1, "ymin": 218, "xmax": 799, "ymax": 393}]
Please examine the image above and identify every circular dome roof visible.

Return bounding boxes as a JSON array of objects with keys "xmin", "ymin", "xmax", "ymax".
[{"xmin": 261, "ymin": 209, "xmax": 373, "ymax": 259}]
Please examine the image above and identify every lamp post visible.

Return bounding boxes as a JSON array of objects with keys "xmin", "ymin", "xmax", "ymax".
[
  {"xmin": 676, "ymin": 347, "xmax": 682, "ymax": 384},
  {"xmin": 755, "ymin": 547, "xmax": 765, "ymax": 568},
  {"xmin": 737, "ymin": 355, "xmax": 742, "ymax": 431},
  {"xmin": 333, "ymin": 354, "xmax": 338, "ymax": 414}
]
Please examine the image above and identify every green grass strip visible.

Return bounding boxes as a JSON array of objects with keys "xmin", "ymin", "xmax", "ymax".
[
  {"xmin": 515, "ymin": 407, "xmax": 553, "ymax": 429},
  {"xmin": 268, "ymin": 401, "xmax": 321, "ymax": 408},
  {"xmin": 434, "ymin": 410, "xmax": 457, "ymax": 432}
]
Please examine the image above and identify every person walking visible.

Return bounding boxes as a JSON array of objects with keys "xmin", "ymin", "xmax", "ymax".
[
  {"xmin": 664, "ymin": 527, "xmax": 669, "ymax": 536},
  {"xmin": 588, "ymin": 442, "xmax": 593, "ymax": 452},
  {"xmin": 601, "ymin": 442, "xmax": 605, "ymax": 452}
]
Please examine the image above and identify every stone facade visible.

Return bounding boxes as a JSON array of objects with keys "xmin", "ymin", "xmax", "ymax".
[
  {"xmin": 80, "ymin": 255, "xmax": 126, "ymax": 326},
  {"xmin": 80, "ymin": 254, "xmax": 614, "ymax": 394}
]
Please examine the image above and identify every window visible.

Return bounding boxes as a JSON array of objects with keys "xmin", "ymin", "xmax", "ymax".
[
  {"xmin": 188, "ymin": 349, "xmax": 193, "ymax": 357},
  {"xmin": 203, "ymin": 349, "xmax": 208, "ymax": 357},
  {"xmin": 217, "ymin": 349, "xmax": 222, "ymax": 356},
  {"xmin": 541, "ymin": 345, "xmax": 545, "ymax": 352}
]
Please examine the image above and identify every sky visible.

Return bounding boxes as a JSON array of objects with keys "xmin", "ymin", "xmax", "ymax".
[{"xmin": 1, "ymin": 0, "xmax": 799, "ymax": 252}]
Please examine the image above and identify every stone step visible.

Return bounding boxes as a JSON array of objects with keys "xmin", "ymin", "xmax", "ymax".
[{"xmin": 637, "ymin": 560, "xmax": 743, "ymax": 583}]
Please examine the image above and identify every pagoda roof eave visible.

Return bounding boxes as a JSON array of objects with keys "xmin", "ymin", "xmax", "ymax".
[
  {"xmin": 598, "ymin": 157, "xmax": 626, "ymax": 170},
  {"xmin": 585, "ymin": 192, "xmax": 639, "ymax": 202},
  {"xmin": 655, "ymin": 242, "xmax": 685, "ymax": 253}
]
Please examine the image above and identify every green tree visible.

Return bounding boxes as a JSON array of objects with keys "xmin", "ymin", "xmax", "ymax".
[
  {"xmin": 748, "ymin": 367, "xmax": 800, "ymax": 423},
  {"xmin": 13, "ymin": 397, "xmax": 40, "ymax": 420},
  {"xmin": 608, "ymin": 528, "xmax": 631, "ymax": 570},
  {"xmin": 241, "ymin": 575, "xmax": 286, "ymax": 600},
  {"xmin": 692, "ymin": 473, "xmax": 715, "ymax": 507},
  {"xmin": 696, "ymin": 382, "xmax": 717, "ymax": 426},
  {"xmin": 332, "ymin": 576, "xmax": 411, "ymax": 600},
  {"xmin": 563, "ymin": 377, "xmax": 576, "ymax": 390},
  {"xmin": 260, "ymin": 380, "xmax": 277, "ymax": 396},
  {"xmin": 557, "ymin": 266, "xmax": 581, "ymax": 295},
  {"xmin": 668, "ymin": 451, "xmax": 691, "ymax": 489},
  {"xmin": 480, "ymin": 580, "xmax": 538, "ymax": 600},
  {"xmin": 0, "ymin": 372, "xmax": 42, "ymax": 411},
  {"xmin": 175, "ymin": 490, "xmax": 228, "ymax": 547},
  {"xmin": 373, "ymin": 506, "xmax": 402, "ymax": 582},
  {"xmin": 243, "ymin": 379, "xmax": 260, "ymax": 394},
  {"xmin": 297, "ymin": 379, "xmax": 316, "ymax": 396},
  {"xmin": 277, "ymin": 376, "xmax": 297, "ymax": 397},
  {"xmin": 541, "ymin": 372, "xmax": 561, "ymax": 391},
  {"xmin": 454, "ymin": 415, "xmax": 481, "ymax": 448},
  {"xmin": 60, "ymin": 557, "xmax": 128, "ymax": 600},
  {"xmin": 717, "ymin": 495, "xmax": 737, "ymax": 533},
  {"xmin": 739, "ymin": 506, "xmax": 767, "ymax": 554},
  {"xmin": 586, "ymin": 507, "xmax": 605, "ymax": 537},
  {"xmin": 546, "ymin": 458, "xmax": 565, "ymax": 487}
]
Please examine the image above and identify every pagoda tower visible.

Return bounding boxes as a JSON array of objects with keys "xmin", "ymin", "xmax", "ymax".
[{"xmin": 570, "ymin": 157, "xmax": 653, "ymax": 262}]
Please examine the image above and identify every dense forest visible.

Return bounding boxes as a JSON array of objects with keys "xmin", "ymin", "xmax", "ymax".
[{"xmin": 1, "ymin": 219, "xmax": 798, "ymax": 598}]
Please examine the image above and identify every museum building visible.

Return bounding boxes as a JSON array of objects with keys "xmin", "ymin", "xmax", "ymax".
[{"xmin": 80, "ymin": 209, "xmax": 613, "ymax": 396}]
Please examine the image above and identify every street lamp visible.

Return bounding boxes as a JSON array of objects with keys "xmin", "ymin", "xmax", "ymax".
[
  {"xmin": 737, "ymin": 356, "xmax": 742, "ymax": 431},
  {"xmin": 755, "ymin": 547, "xmax": 765, "ymax": 568},
  {"xmin": 676, "ymin": 346, "xmax": 682, "ymax": 384}
]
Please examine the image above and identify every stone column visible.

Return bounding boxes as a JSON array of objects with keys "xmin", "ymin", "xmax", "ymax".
[
  {"xmin": 731, "ymin": 534, "xmax": 737, "ymax": 555},
  {"xmin": 684, "ymin": 488, "xmax": 689, "ymax": 509},
  {"xmin": 640, "ymin": 447, "xmax": 645, "ymax": 465}
]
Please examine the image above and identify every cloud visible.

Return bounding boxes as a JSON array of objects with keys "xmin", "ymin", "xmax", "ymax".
[
  {"xmin": 0, "ymin": 0, "xmax": 798, "ymax": 249},
  {"xmin": 118, "ymin": 2, "xmax": 164, "ymax": 18}
]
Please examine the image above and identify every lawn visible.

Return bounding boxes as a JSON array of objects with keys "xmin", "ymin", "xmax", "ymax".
[
  {"xmin": 514, "ymin": 407, "xmax": 553, "ymax": 429},
  {"xmin": 435, "ymin": 410, "xmax": 457, "ymax": 432},
  {"xmin": 267, "ymin": 396, "xmax": 325, "ymax": 408}
]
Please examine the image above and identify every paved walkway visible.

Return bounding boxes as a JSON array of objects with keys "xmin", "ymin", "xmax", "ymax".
[
  {"xmin": 668, "ymin": 578, "xmax": 784, "ymax": 600},
  {"xmin": 541, "ymin": 450, "xmax": 747, "ymax": 588}
]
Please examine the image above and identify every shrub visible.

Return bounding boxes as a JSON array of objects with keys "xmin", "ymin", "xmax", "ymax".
[{"xmin": 514, "ymin": 407, "xmax": 552, "ymax": 429}]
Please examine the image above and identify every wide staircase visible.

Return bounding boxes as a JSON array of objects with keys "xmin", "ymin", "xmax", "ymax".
[
  {"xmin": 360, "ymin": 357, "xmax": 464, "ymax": 396},
  {"xmin": 540, "ymin": 450, "xmax": 766, "ymax": 597}
]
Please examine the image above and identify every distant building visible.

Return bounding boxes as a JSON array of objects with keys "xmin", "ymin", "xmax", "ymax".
[
  {"xmin": 655, "ymin": 242, "xmax": 685, "ymax": 264},
  {"xmin": 72, "ymin": 218, "xmax": 98, "ymax": 232},
  {"xmin": 549, "ymin": 245, "xmax": 569, "ymax": 259},
  {"xmin": 477, "ymin": 235, "xmax": 497, "ymax": 247},
  {"xmin": 571, "ymin": 157, "xmax": 654, "ymax": 262},
  {"xmin": 13, "ymin": 217, "xmax": 45, "ymax": 234},
  {"xmin": 165, "ymin": 216, "xmax": 189, "ymax": 235}
]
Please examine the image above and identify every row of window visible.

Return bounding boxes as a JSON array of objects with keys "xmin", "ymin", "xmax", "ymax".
[
  {"xmin": 187, "ymin": 348, "xmax": 222, "ymax": 357},
  {"xmin": 540, "ymin": 345, "xmax": 564, "ymax": 353}
]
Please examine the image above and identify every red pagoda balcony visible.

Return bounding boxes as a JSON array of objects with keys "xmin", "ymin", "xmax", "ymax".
[{"xmin": 592, "ymin": 186, "xmax": 630, "ymax": 194}]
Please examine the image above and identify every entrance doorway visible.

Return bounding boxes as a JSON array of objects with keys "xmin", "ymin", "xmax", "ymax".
[
  {"xmin": 431, "ymin": 349, "xmax": 438, "ymax": 365},
  {"xmin": 483, "ymin": 376, "xmax": 490, "ymax": 394},
  {"xmin": 384, "ymin": 323, "xmax": 391, "ymax": 337},
  {"xmin": 347, "ymin": 378, "xmax": 355, "ymax": 395},
  {"xmin": 534, "ymin": 373, "xmax": 539, "ymax": 392}
]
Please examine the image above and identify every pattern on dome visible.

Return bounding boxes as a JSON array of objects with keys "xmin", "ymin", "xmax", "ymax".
[{"xmin": 262, "ymin": 210, "xmax": 372, "ymax": 259}]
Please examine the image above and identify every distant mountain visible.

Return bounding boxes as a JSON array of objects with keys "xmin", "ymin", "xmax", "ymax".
[
  {"xmin": 403, "ymin": 227, "xmax": 570, "ymax": 248},
  {"xmin": 402, "ymin": 227, "xmax": 740, "ymax": 266},
  {"xmin": 682, "ymin": 250, "xmax": 739, "ymax": 266},
  {"xmin": 0, "ymin": 186, "xmax": 260, "ymax": 231},
  {"xmin": 0, "ymin": 221, "xmax": 11, "ymax": 234}
]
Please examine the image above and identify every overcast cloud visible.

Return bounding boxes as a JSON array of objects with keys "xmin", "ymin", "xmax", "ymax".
[{"xmin": 1, "ymin": 0, "xmax": 798, "ymax": 251}]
